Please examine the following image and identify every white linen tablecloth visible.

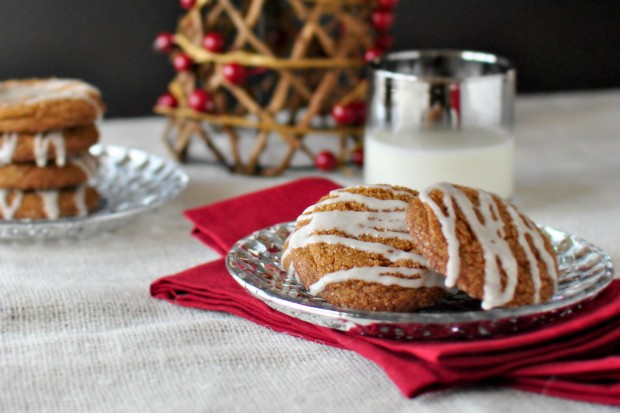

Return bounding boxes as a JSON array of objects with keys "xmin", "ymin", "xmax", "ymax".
[{"xmin": 1, "ymin": 90, "xmax": 619, "ymax": 412}]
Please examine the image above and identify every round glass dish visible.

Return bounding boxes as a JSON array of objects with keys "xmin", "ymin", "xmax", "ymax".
[
  {"xmin": 226, "ymin": 222, "xmax": 615, "ymax": 340},
  {"xmin": 0, "ymin": 145, "xmax": 188, "ymax": 239}
]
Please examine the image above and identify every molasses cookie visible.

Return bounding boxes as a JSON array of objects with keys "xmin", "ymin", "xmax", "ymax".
[
  {"xmin": 283, "ymin": 184, "xmax": 447, "ymax": 312},
  {"xmin": 0, "ymin": 79, "xmax": 105, "ymax": 133},
  {"xmin": 0, "ymin": 155, "xmax": 98, "ymax": 190},
  {"xmin": 0, "ymin": 185, "xmax": 100, "ymax": 220},
  {"xmin": 0, "ymin": 124, "xmax": 99, "ymax": 166},
  {"xmin": 406, "ymin": 182, "xmax": 558, "ymax": 309}
]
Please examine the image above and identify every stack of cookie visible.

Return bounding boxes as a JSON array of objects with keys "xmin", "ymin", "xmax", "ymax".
[{"xmin": 0, "ymin": 78, "xmax": 104, "ymax": 220}]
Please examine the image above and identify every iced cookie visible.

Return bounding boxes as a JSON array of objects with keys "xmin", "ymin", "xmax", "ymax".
[
  {"xmin": 406, "ymin": 182, "xmax": 558, "ymax": 309},
  {"xmin": 282, "ymin": 184, "xmax": 447, "ymax": 312},
  {"xmin": 0, "ymin": 155, "xmax": 98, "ymax": 190},
  {"xmin": 0, "ymin": 185, "xmax": 100, "ymax": 220},
  {"xmin": 0, "ymin": 124, "xmax": 98, "ymax": 166},
  {"xmin": 0, "ymin": 79, "xmax": 105, "ymax": 133}
]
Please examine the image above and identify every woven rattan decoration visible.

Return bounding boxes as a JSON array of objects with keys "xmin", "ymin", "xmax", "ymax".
[{"xmin": 154, "ymin": 0, "xmax": 396, "ymax": 175}]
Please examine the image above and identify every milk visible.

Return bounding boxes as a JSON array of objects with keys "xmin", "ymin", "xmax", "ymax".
[{"xmin": 364, "ymin": 128, "xmax": 514, "ymax": 198}]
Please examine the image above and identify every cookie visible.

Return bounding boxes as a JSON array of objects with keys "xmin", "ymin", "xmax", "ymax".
[
  {"xmin": 0, "ymin": 185, "xmax": 100, "ymax": 220},
  {"xmin": 0, "ymin": 124, "xmax": 98, "ymax": 166},
  {"xmin": 406, "ymin": 182, "xmax": 558, "ymax": 309},
  {"xmin": 0, "ymin": 155, "xmax": 98, "ymax": 190},
  {"xmin": 282, "ymin": 184, "xmax": 447, "ymax": 312},
  {"xmin": 0, "ymin": 79, "xmax": 105, "ymax": 133}
]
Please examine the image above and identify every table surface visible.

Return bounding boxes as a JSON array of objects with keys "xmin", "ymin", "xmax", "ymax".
[{"xmin": 1, "ymin": 90, "xmax": 619, "ymax": 413}]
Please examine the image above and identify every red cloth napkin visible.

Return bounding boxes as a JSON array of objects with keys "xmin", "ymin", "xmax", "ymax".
[{"xmin": 151, "ymin": 177, "xmax": 620, "ymax": 406}]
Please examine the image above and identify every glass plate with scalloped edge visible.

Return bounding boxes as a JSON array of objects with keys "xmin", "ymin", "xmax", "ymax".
[
  {"xmin": 226, "ymin": 222, "xmax": 615, "ymax": 340},
  {"xmin": 0, "ymin": 145, "xmax": 188, "ymax": 239}
]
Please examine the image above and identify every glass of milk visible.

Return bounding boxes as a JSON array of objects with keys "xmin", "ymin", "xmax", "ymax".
[{"xmin": 364, "ymin": 50, "xmax": 516, "ymax": 198}]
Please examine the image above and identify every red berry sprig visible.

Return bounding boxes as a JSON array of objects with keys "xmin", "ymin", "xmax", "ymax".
[
  {"xmin": 188, "ymin": 90, "xmax": 214, "ymax": 113},
  {"xmin": 364, "ymin": 47, "xmax": 383, "ymax": 63},
  {"xmin": 314, "ymin": 150, "xmax": 338, "ymax": 171},
  {"xmin": 154, "ymin": 32, "xmax": 175, "ymax": 54},
  {"xmin": 374, "ymin": 33, "xmax": 393, "ymax": 50},
  {"xmin": 180, "ymin": 0, "xmax": 196, "ymax": 10},
  {"xmin": 351, "ymin": 148, "xmax": 364, "ymax": 167},
  {"xmin": 378, "ymin": 0, "xmax": 399, "ymax": 9},
  {"xmin": 366, "ymin": 2, "xmax": 396, "ymax": 63},
  {"xmin": 331, "ymin": 101, "xmax": 367, "ymax": 126},
  {"xmin": 202, "ymin": 32, "xmax": 225, "ymax": 53},
  {"xmin": 331, "ymin": 104, "xmax": 356, "ymax": 126},
  {"xmin": 222, "ymin": 63, "xmax": 248, "ymax": 85},
  {"xmin": 370, "ymin": 9, "xmax": 394, "ymax": 32},
  {"xmin": 173, "ymin": 53, "xmax": 194, "ymax": 72},
  {"xmin": 348, "ymin": 100, "xmax": 367, "ymax": 125},
  {"xmin": 156, "ymin": 92, "xmax": 178, "ymax": 108}
]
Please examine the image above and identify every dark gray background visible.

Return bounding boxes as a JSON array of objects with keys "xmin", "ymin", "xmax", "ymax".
[{"xmin": 0, "ymin": 1, "xmax": 618, "ymax": 118}]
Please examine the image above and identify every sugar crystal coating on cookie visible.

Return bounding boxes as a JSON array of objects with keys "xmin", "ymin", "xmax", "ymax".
[
  {"xmin": 282, "ymin": 184, "xmax": 447, "ymax": 312},
  {"xmin": 407, "ymin": 182, "xmax": 558, "ymax": 309}
]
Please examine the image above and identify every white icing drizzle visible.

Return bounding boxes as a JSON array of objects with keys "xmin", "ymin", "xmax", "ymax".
[
  {"xmin": 309, "ymin": 267, "xmax": 445, "ymax": 295},
  {"xmin": 73, "ymin": 185, "xmax": 87, "ymax": 217},
  {"xmin": 305, "ymin": 191, "xmax": 410, "ymax": 213},
  {"xmin": 0, "ymin": 189, "xmax": 23, "ymax": 219},
  {"xmin": 419, "ymin": 182, "xmax": 559, "ymax": 309},
  {"xmin": 301, "ymin": 210, "xmax": 413, "ymax": 241},
  {"xmin": 0, "ymin": 186, "xmax": 89, "ymax": 220},
  {"xmin": 37, "ymin": 190, "xmax": 60, "ymax": 219},
  {"xmin": 284, "ymin": 185, "xmax": 439, "ymax": 294},
  {"xmin": 0, "ymin": 79, "xmax": 103, "ymax": 118},
  {"xmin": 295, "ymin": 234, "xmax": 426, "ymax": 263},
  {"xmin": 505, "ymin": 206, "xmax": 559, "ymax": 299},
  {"xmin": 286, "ymin": 262, "xmax": 302, "ymax": 284},
  {"xmin": 0, "ymin": 133, "xmax": 18, "ymax": 165},
  {"xmin": 34, "ymin": 130, "xmax": 66, "ymax": 167}
]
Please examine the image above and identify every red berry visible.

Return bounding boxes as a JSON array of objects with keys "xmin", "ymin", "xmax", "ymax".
[
  {"xmin": 351, "ymin": 148, "xmax": 364, "ymax": 166},
  {"xmin": 364, "ymin": 47, "xmax": 384, "ymax": 63},
  {"xmin": 202, "ymin": 32, "xmax": 225, "ymax": 53},
  {"xmin": 154, "ymin": 32, "xmax": 175, "ymax": 54},
  {"xmin": 331, "ymin": 104, "xmax": 356, "ymax": 126},
  {"xmin": 349, "ymin": 100, "xmax": 367, "ymax": 125},
  {"xmin": 378, "ymin": 0, "xmax": 399, "ymax": 9},
  {"xmin": 156, "ymin": 92, "xmax": 178, "ymax": 108},
  {"xmin": 375, "ymin": 33, "xmax": 393, "ymax": 50},
  {"xmin": 371, "ymin": 9, "xmax": 395, "ymax": 32},
  {"xmin": 222, "ymin": 63, "xmax": 248, "ymax": 85},
  {"xmin": 188, "ymin": 89, "xmax": 214, "ymax": 112},
  {"xmin": 173, "ymin": 53, "xmax": 193, "ymax": 72},
  {"xmin": 180, "ymin": 0, "xmax": 196, "ymax": 10},
  {"xmin": 315, "ymin": 150, "xmax": 338, "ymax": 171}
]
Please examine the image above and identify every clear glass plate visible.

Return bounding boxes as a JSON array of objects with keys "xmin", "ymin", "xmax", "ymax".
[
  {"xmin": 0, "ymin": 145, "xmax": 188, "ymax": 239},
  {"xmin": 226, "ymin": 222, "xmax": 615, "ymax": 340}
]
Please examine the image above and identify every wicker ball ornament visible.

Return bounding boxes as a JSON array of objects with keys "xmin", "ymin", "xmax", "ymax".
[{"xmin": 154, "ymin": 0, "xmax": 396, "ymax": 175}]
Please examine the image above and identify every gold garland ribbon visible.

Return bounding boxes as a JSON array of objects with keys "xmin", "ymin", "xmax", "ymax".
[{"xmin": 175, "ymin": 35, "xmax": 365, "ymax": 69}]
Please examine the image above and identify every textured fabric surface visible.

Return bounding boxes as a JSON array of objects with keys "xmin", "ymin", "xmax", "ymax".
[
  {"xmin": 1, "ymin": 91, "xmax": 620, "ymax": 412},
  {"xmin": 152, "ymin": 260, "xmax": 620, "ymax": 403}
]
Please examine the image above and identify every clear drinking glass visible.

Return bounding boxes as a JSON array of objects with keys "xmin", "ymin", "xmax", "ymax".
[{"xmin": 364, "ymin": 50, "xmax": 516, "ymax": 198}]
